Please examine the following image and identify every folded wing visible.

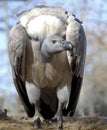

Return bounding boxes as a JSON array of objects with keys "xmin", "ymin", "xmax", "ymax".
[
  {"xmin": 63, "ymin": 20, "xmax": 86, "ymax": 116},
  {"xmin": 8, "ymin": 24, "xmax": 35, "ymax": 117}
]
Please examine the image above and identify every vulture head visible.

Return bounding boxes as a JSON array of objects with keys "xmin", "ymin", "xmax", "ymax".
[{"xmin": 40, "ymin": 35, "xmax": 73, "ymax": 62}]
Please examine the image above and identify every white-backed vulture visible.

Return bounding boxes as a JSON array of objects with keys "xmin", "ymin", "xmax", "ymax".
[{"xmin": 8, "ymin": 6, "xmax": 86, "ymax": 129}]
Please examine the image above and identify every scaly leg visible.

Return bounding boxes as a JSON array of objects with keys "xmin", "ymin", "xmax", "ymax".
[
  {"xmin": 51, "ymin": 101, "xmax": 63, "ymax": 129},
  {"xmin": 56, "ymin": 102, "xmax": 63, "ymax": 129},
  {"xmin": 55, "ymin": 86, "xmax": 71, "ymax": 129},
  {"xmin": 34, "ymin": 103, "xmax": 44, "ymax": 129}
]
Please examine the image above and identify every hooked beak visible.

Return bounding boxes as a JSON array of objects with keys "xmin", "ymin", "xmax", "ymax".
[{"xmin": 62, "ymin": 41, "xmax": 73, "ymax": 51}]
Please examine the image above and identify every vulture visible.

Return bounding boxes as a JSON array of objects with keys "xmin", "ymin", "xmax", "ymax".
[{"xmin": 8, "ymin": 6, "xmax": 86, "ymax": 129}]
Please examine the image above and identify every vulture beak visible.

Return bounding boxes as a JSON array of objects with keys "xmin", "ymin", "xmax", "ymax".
[{"xmin": 62, "ymin": 41, "xmax": 73, "ymax": 51}]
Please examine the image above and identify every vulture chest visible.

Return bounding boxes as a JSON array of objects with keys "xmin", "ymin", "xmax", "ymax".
[
  {"xmin": 25, "ymin": 41, "xmax": 72, "ymax": 88},
  {"xmin": 32, "ymin": 52, "xmax": 71, "ymax": 88}
]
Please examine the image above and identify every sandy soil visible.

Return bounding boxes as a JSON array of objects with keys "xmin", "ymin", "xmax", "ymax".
[{"xmin": 0, "ymin": 116, "xmax": 107, "ymax": 130}]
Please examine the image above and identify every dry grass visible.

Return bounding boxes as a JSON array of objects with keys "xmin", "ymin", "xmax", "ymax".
[{"xmin": 0, "ymin": 117, "xmax": 107, "ymax": 130}]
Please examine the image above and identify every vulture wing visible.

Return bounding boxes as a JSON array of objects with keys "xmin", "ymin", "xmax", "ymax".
[
  {"xmin": 8, "ymin": 24, "xmax": 35, "ymax": 117},
  {"xmin": 63, "ymin": 20, "xmax": 86, "ymax": 116}
]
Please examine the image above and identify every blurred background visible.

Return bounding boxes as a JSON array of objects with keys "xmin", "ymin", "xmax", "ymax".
[{"xmin": 0, "ymin": 0, "xmax": 107, "ymax": 117}]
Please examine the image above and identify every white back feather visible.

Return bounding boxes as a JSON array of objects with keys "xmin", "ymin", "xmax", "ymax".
[{"xmin": 21, "ymin": 15, "xmax": 66, "ymax": 39}]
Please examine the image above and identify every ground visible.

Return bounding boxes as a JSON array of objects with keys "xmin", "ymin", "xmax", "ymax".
[{"xmin": 0, "ymin": 116, "xmax": 107, "ymax": 130}]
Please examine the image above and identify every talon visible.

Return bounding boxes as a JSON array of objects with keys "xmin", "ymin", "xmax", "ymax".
[{"xmin": 34, "ymin": 117, "xmax": 41, "ymax": 129}]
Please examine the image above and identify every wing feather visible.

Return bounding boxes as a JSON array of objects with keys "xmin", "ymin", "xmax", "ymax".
[
  {"xmin": 8, "ymin": 24, "xmax": 35, "ymax": 117},
  {"xmin": 63, "ymin": 20, "xmax": 86, "ymax": 116}
]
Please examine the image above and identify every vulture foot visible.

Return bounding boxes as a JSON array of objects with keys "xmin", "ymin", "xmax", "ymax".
[
  {"xmin": 34, "ymin": 117, "xmax": 42, "ymax": 129},
  {"xmin": 57, "ymin": 114, "xmax": 63, "ymax": 130},
  {"xmin": 52, "ymin": 103, "xmax": 63, "ymax": 129},
  {"xmin": 49, "ymin": 115, "xmax": 63, "ymax": 129},
  {"xmin": 51, "ymin": 117, "xmax": 57, "ymax": 122},
  {"xmin": 34, "ymin": 115, "xmax": 52, "ymax": 129},
  {"xmin": 33, "ymin": 114, "xmax": 44, "ymax": 129}
]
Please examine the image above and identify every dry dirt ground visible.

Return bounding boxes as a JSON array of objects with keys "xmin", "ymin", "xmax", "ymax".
[{"xmin": 0, "ymin": 116, "xmax": 107, "ymax": 130}]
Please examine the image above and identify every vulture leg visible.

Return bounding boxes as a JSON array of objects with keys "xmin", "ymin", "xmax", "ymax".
[
  {"xmin": 51, "ymin": 102, "xmax": 63, "ymax": 129},
  {"xmin": 33, "ymin": 105, "xmax": 43, "ymax": 129},
  {"xmin": 25, "ymin": 82, "xmax": 44, "ymax": 128},
  {"xmin": 56, "ymin": 102, "xmax": 63, "ymax": 129},
  {"xmin": 55, "ymin": 86, "xmax": 71, "ymax": 129}
]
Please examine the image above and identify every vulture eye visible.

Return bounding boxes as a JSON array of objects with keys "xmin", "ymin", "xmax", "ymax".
[{"xmin": 52, "ymin": 40, "xmax": 56, "ymax": 44}]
